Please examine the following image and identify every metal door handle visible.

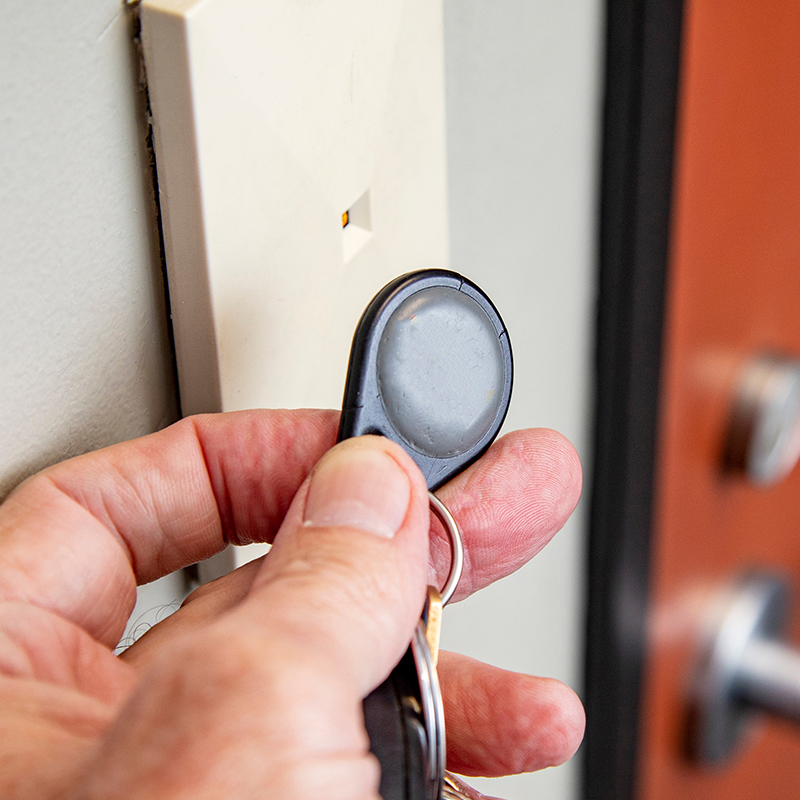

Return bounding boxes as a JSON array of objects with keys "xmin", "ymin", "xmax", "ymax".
[{"xmin": 692, "ymin": 573, "xmax": 800, "ymax": 763}]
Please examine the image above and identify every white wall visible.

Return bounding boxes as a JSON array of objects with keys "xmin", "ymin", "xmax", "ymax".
[
  {"xmin": 440, "ymin": 3, "xmax": 602, "ymax": 799},
  {"xmin": 1, "ymin": 2, "xmax": 602, "ymax": 798},
  {"xmin": 0, "ymin": 0, "xmax": 178, "ymax": 500}
]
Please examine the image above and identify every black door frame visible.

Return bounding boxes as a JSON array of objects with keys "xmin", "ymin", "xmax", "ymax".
[{"xmin": 583, "ymin": 1, "xmax": 684, "ymax": 798}]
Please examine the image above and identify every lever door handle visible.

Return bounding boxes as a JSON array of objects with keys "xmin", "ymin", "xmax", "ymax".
[
  {"xmin": 692, "ymin": 573, "xmax": 800, "ymax": 763},
  {"xmin": 735, "ymin": 636, "xmax": 800, "ymax": 723}
]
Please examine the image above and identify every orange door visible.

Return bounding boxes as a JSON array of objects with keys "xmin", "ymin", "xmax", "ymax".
[{"xmin": 640, "ymin": 1, "xmax": 800, "ymax": 798}]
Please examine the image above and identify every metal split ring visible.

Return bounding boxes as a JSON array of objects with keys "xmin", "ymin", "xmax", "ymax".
[{"xmin": 428, "ymin": 491, "xmax": 463, "ymax": 606}]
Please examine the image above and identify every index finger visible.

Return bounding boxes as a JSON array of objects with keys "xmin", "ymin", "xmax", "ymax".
[{"xmin": 0, "ymin": 410, "xmax": 580, "ymax": 648}]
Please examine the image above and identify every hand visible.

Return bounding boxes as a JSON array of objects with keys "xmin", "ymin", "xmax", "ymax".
[{"xmin": 0, "ymin": 410, "xmax": 584, "ymax": 799}]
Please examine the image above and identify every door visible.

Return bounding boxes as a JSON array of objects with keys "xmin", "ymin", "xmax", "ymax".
[
  {"xmin": 641, "ymin": 1, "xmax": 800, "ymax": 797},
  {"xmin": 585, "ymin": 1, "xmax": 800, "ymax": 798}
]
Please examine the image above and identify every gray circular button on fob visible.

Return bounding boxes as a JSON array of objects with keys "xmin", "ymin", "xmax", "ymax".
[{"xmin": 377, "ymin": 286, "xmax": 505, "ymax": 459}]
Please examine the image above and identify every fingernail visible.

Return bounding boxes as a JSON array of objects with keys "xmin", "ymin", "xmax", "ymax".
[{"xmin": 304, "ymin": 443, "xmax": 411, "ymax": 538}]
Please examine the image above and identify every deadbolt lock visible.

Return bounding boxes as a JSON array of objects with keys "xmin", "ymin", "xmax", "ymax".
[{"xmin": 724, "ymin": 354, "xmax": 800, "ymax": 485}]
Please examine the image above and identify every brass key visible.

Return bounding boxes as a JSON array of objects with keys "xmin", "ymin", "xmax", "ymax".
[
  {"xmin": 422, "ymin": 586, "xmax": 443, "ymax": 667},
  {"xmin": 442, "ymin": 773, "xmax": 495, "ymax": 800}
]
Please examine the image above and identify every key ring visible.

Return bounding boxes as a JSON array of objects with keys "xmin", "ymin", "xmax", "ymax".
[
  {"xmin": 428, "ymin": 492, "xmax": 463, "ymax": 607},
  {"xmin": 407, "ymin": 492, "xmax": 463, "ymax": 800}
]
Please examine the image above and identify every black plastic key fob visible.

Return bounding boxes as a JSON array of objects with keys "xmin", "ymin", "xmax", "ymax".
[
  {"xmin": 338, "ymin": 269, "xmax": 513, "ymax": 800},
  {"xmin": 338, "ymin": 269, "xmax": 513, "ymax": 490}
]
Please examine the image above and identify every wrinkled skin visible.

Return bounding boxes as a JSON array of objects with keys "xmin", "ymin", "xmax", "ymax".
[{"xmin": 0, "ymin": 410, "xmax": 584, "ymax": 799}]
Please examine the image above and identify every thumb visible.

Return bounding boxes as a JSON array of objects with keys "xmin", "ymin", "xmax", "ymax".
[
  {"xmin": 239, "ymin": 434, "xmax": 432, "ymax": 696},
  {"xmin": 73, "ymin": 437, "xmax": 431, "ymax": 800}
]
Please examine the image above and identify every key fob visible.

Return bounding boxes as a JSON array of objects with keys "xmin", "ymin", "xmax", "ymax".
[
  {"xmin": 338, "ymin": 269, "xmax": 513, "ymax": 491},
  {"xmin": 338, "ymin": 269, "xmax": 513, "ymax": 800}
]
